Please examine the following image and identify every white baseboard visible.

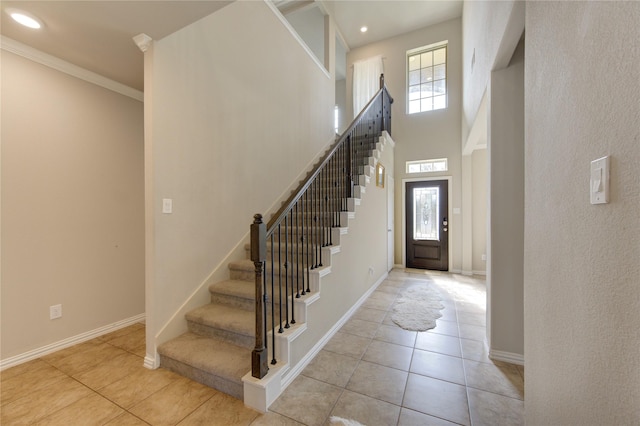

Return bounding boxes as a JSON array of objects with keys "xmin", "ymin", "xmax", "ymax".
[
  {"xmin": 472, "ymin": 270, "xmax": 487, "ymax": 276},
  {"xmin": 281, "ymin": 272, "xmax": 388, "ymax": 390},
  {"xmin": 489, "ymin": 349, "xmax": 524, "ymax": 366},
  {"xmin": 0, "ymin": 314, "xmax": 146, "ymax": 371},
  {"xmin": 242, "ymin": 272, "xmax": 389, "ymax": 413}
]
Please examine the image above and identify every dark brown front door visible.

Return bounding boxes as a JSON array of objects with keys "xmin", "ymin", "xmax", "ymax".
[{"xmin": 406, "ymin": 180, "xmax": 449, "ymax": 270}]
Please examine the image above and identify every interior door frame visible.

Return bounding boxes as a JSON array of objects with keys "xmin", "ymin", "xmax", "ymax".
[{"xmin": 401, "ymin": 176, "xmax": 453, "ymax": 270}]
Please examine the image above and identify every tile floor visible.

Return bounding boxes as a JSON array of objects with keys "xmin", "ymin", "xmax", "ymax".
[{"xmin": 0, "ymin": 269, "xmax": 523, "ymax": 425}]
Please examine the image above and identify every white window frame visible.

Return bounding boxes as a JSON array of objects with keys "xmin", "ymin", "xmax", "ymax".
[
  {"xmin": 406, "ymin": 40, "xmax": 448, "ymax": 114},
  {"xmin": 406, "ymin": 158, "xmax": 448, "ymax": 174}
]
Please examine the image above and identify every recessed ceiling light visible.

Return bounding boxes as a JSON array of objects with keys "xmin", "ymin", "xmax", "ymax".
[
  {"xmin": 7, "ymin": 9, "xmax": 43, "ymax": 29},
  {"xmin": 360, "ymin": 26, "xmax": 368, "ymax": 33}
]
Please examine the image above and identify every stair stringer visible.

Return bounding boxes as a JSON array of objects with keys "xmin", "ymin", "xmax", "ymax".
[{"xmin": 242, "ymin": 132, "xmax": 394, "ymax": 412}]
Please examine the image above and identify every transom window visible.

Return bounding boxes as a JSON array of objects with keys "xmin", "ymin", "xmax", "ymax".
[
  {"xmin": 406, "ymin": 158, "xmax": 448, "ymax": 174},
  {"xmin": 407, "ymin": 41, "xmax": 447, "ymax": 114}
]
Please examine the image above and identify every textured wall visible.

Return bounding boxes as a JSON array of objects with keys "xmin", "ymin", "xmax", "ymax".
[
  {"xmin": 346, "ymin": 18, "xmax": 463, "ymax": 271},
  {"xmin": 148, "ymin": 1, "xmax": 335, "ymax": 355},
  {"xmin": 524, "ymin": 2, "xmax": 640, "ymax": 423},
  {"xmin": 1, "ymin": 51, "xmax": 144, "ymax": 359}
]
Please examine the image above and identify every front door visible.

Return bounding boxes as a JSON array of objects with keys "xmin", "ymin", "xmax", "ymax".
[{"xmin": 405, "ymin": 180, "xmax": 448, "ymax": 270}]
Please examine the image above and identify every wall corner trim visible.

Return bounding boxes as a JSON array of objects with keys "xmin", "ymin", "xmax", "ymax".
[
  {"xmin": 133, "ymin": 33, "xmax": 153, "ymax": 53},
  {"xmin": 1, "ymin": 35, "xmax": 144, "ymax": 102},
  {"xmin": 0, "ymin": 314, "xmax": 146, "ymax": 371}
]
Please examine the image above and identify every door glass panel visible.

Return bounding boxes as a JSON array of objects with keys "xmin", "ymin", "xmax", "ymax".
[{"xmin": 413, "ymin": 187, "xmax": 439, "ymax": 240}]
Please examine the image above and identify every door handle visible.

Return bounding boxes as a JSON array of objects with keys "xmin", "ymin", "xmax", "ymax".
[{"xmin": 443, "ymin": 217, "xmax": 448, "ymax": 232}]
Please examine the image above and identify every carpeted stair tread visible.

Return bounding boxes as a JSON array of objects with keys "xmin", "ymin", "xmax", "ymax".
[
  {"xmin": 209, "ymin": 279, "xmax": 254, "ymax": 301},
  {"xmin": 186, "ymin": 303, "xmax": 254, "ymax": 337},
  {"xmin": 228, "ymin": 259, "xmax": 254, "ymax": 271},
  {"xmin": 158, "ymin": 332, "xmax": 250, "ymax": 385}
]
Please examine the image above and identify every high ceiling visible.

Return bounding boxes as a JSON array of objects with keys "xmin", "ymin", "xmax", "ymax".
[{"xmin": 0, "ymin": 1, "xmax": 462, "ymax": 92}]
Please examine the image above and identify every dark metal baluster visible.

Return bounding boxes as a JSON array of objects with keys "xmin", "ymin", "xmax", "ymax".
[
  {"xmin": 277, "ymin": 224, "xmax": 284, "ymax": 333},
  {"xmin": 294, "ymin": 202, "xmax": 300, "ymax": 298},
  {"xmin": 270, "ymin": 233, "xmax": 276, "ymax": 364},
  {"xmin": 284, "ymin": 215, "xmax": 290, "ymax": 329},
  {"xmin": 301, "ymin": 191, "xmax": 307, "ymax": 296}
]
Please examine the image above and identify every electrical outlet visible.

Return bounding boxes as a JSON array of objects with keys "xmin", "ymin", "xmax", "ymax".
[
  {"xmin": 481, "ymin": 254, "xmax": 487, "ymax": 261},
  {"xmin": 50, "ymin": 304, "xmax": 62, "ymax": 320}
]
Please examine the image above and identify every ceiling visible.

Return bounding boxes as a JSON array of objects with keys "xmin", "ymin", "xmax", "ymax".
[{"xmin": 1, "ymin": 1, "xmax": 462, "ymax": 92}]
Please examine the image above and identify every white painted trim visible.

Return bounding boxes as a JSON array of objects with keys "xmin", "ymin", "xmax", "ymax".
[
  {"xmin": 472, "ymin": 270, "xmax": 487, "ymax": 276},
  {"xmin": 144, "ymin": 354, "xmax": 159, "ymax": 370},
  {"xmin": 401, "ymin": 176, "xmax": 454, "ymax": 271},
  {"xmin": 489, "ymin": 349, "xmax": 524, "ymax": 366},
  {"xmin": 242, "ymin": 272, "xmax": 388, "ymax": 413},
  {"xmin": 1, "ymin": 36, "xmax": 144, "ymax": 102},
  {"xmin": 281, "ymin": 272, "xmax": 388, "ymax": 388},
  {"xmin": 264, "ymin": 0, "xmax": 330, "ymax": 79},
  {"xmin": 0, "ymin": 314, "xmax": 146, "ymax": 371}
]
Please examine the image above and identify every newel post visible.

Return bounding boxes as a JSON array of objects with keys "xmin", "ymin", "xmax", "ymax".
[{"xmin": 251, "ymin": 214, "xmax": 268, "ymax": 379}]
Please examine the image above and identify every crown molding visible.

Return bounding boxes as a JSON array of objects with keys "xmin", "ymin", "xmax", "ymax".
[{"xmin": 1, "ymin": 36, "xmax": 143, "ymax": 102}]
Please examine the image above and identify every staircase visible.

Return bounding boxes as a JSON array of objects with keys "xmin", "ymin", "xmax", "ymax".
[
  {"xmin": 157, "ymin": 76, "xmax": 393, "ymax": 408},
  {"xmin": 156, "ymin": 154, "xmax": 374, "ymax": 400}
]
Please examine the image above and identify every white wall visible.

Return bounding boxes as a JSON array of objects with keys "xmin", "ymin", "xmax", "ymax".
[
  {"xmin": 1, "ymin": 50, "xmax": 145, "ymax": 360},
  {"xmin": 471, "ymin": 149, "xmax": 487, "ymax": 273},
  {"xmin": 462, "ymin": 0, "xmax": 522, "ymax": 141},
  {"xmin": 346, "ymin": 18, "xmax": 462, "ymax": 271},
  {"xmin": 147, "ymin": 1, "xmax": 335, "ymax": 357},
  {"xmin": 524, "ymin": 2, "xmax": 640, "ymax": 424},
  {"xmin": 487, "ymin": 38, "xmax": 524, "ymax": 359},
  {"xmin": 290, "ymin": 135, "xmax": 394, "ymax": 373}
]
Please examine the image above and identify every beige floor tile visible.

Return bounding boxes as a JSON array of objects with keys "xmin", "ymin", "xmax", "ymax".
[
  {"xmin": 129, "ymin": 377, "xmax": 217, "ymax": 425},
  {"xmin": 458, "ymin": 323, "xmax": 486, "ymax": 342},
  {"xmin": 107, "ymin": 327, "xmax": 146, "ymax": 352},
  {"xmin": 362, "ymin": 339, "xmax": 413, "ymax": 371},
  {"xmin": 33, "ymin": 392, "xmax": 124, "ymax": 426},
  {"xmin": 457, "ymin": 309, "xmax": 486, "ymax": 326},
  {"xmin": 322, "ymin": 331, "xmax": 371, "ymax": 359},
  {"xmin": 351, "ymin": 307, "xmax": 387, "ymax": 324},
  {"xmin": 1, "ymin": 376, "xmax": 93, "ymax": 424},
  {"xmin": 424, "ymin": 319, "xmax": 459, "ymax": 338},
  {"xmin": 414, "ymin": 331, "xmax": 461, "ymax": 357},
  {"xmin": 515, "ymin": 364, "xmax": 525, "ymax": 380},
  {"xmin": 40, "ymin": 339, "xmax": 103, "ymax": 365},
  {"xmin": 0, "ymin": 358, "xmax": 52, "ymax": 381},
  {"xmin": 104, "ymin": 412, "xmax": 150, "ymax": 425},
  {"xmin": 99, "ymin": 323, "xmax": 145, "ymax": 343},
  {"xmin": 339, "ymin": 318, "xmax": 380, "ymax": 339},
  {"xmin": 410, "ymin": 350, "xmax": 466, "ymax": 385},
  {"xmin": 178, "ymin": 391, "xmax": 259, "ymax": 425},
  {"xmin": 1, "ymin": 362, "xmax": 67, "ymax": 405},
  {"xmin": 374, "ymin": 324, "xmax": 417, "ymax": 347},
  {"xmin": 368, "ymin": 290, "xmax": 398, "ymax": 304},
  {"xmin": 397, "ymin": 408, "xmax": 458, "ymax": 426},
  {"xmin": 47, "ymin": 342, "xmax": 129, "ymax": 376},
  {"xmin": 269, "ymin": 375, "xmax": 342, "ymax": 426},
  {"xmin": 73, "ymin": 352, "xmax": 144, "ymax": 390},
  {"xmin": 467, "ymin": 387, "xmax": 524, "ymax": 426},
  {"xmin": 360, "ymin": 297, "xmax": 394, "ymax": 311},
  {"xmin": 250, "ymin": 411, "xmax": 305, "ymax": 425},
  {"xmin": 459, "ymin": 338, "xmax": 490, "ymax": 363},
  {"xmin": 329, "ymin": 390, "xmax": 400, "ymax": 426},
  {"xmin": 346, "ymin": 360, "xmax": 407, "ymax": 405},
  {"xmin": 375, "ymin": 283, "xmax": 402, "ymax": 295},
  {"xmin": 402, "ymin": 373, "xmax": 470, "ymax": 426},
  {"xmin": 302, "ymin": 350, "xmax": 359, "ymax": 387},
  {"xmin": 463, "ymin": 360, "xmax": 524, "ymax": 400},
  {"xmin": 98, "ymin": 366, "xmax": 181, "ymax": 409}
]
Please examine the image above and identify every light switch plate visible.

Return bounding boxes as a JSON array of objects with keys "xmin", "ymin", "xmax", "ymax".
[
  {"xmin": 162, "ymin": 198, "xmax": 173, "ymax": 214},
  {"xmin": 590, "ymin": 156, "xmax": 610, "ymax": 204}
]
